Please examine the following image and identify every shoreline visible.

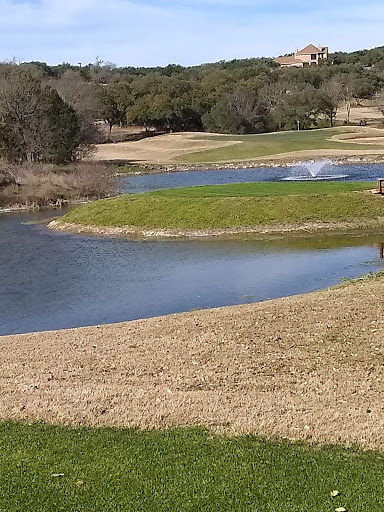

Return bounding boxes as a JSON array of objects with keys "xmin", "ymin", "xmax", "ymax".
[
  {"xmin": 2, "ymin": 274, "xmax": 384, "ymax": 449},
  {"xmin": 48, "ymin": 217, "xmax": 384, "ymax": 240},
  {"xmin": 0, "ymin": 199, "xmax": 89, "ymax": 215},
  {"xmin": 116, "ymin": 154, "xmax": 384, "ymax": 176}
]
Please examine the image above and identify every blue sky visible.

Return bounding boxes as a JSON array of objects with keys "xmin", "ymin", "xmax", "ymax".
[{"xmin": 0, "ymin": 0, "xmax": 383, "ymax": 67}]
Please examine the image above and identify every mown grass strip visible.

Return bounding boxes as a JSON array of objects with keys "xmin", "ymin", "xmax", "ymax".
[
  {"xmin": 1, "ymin": 422, "xmax": 384, "ymax": 512},
  {"xmin": 62, "ymin": 182, "xmax": 382, "ymax": 230}
]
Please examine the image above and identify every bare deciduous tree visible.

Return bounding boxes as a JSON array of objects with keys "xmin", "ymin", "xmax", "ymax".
[
  {"xmin": 319, "ymin": 77, "xmax": 344, "ymax": 127},
  {"xmin": 259, "ymin": 80, "xmax": 294, "ymax": 130},
  {"xmin": 53, "ymin": 70, "xmax": 103, "ymax": 146}
]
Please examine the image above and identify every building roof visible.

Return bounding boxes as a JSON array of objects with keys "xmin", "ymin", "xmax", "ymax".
[
  {"xmin": 296, "ymin": 44, "xmax": 324, "ymax": 55},
  {"xmin": 274, "ymin": 56, "xmax": 304, "ymax": 65}
]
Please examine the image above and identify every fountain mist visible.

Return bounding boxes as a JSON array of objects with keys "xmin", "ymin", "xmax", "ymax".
[{"xmin": 283, "ymin": 159, "xmax": 348, "ymax": 181}]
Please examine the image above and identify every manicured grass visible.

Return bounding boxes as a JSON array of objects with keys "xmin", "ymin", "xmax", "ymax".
[
  {"xmin": 176, "ymin": 129, "xmax": 384, "ymax": 163},
  {"xmin": 1, "ymin": 422, "xmax": 384, "ymax": 512},
  {"xmin": 62, "ymin": 181, "xmax": 383, "ymax": 230},
  {"xmin": 152, "ymin": 181, "xmax": 374, "ymax": 197}
]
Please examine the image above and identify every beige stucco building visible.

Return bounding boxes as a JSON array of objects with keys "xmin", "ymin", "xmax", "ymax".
[{"xmin": 274, "ymin": 44, "xmax": 329, "ymax": 68}]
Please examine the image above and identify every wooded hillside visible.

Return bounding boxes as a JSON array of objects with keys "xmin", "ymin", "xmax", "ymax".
[{"xmin": 2, "ymin": 45, "xmax": 384, "ymax": 157}]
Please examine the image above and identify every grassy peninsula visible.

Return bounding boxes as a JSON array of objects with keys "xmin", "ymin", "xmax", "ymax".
[{"xmin": 57, "ymin": 181, "xmax": 383, "ymax": 236}]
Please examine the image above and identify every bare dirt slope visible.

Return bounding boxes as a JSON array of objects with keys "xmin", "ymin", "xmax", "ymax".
[
  {"xmin": 2, "ymin": 276, "xmax": 384, "ymax": 449},
  {"xmin": 93, "ymin": 132, "xmax": 240, "ymax": 163}
]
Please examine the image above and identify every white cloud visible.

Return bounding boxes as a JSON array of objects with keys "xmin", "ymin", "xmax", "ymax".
[{"xmin": 0, "ymin": 0, "xmax": 383, "ymax": 66}]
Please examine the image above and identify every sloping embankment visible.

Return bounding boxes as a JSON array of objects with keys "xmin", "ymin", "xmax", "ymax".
[{"xmin": 1, "ymin": 275, "xmax": 384, "ymax": 449}]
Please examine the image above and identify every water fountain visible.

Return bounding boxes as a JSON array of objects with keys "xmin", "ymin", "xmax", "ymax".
[{"xmin": 282, "ymin": 159, "xmax": 349, "ymax": 181}]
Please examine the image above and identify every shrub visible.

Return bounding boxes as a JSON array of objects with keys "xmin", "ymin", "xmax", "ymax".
[{"xmin": 0, "ymin": 162, "xmax": 117, "ymax": 208}]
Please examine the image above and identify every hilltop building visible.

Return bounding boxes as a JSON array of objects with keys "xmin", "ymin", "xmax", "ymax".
[{"xmin": 274, "ymin": 44, "xmax": 329, "ymax": 68}]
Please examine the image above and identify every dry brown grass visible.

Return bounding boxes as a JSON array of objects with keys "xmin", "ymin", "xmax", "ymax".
[
  {"xmin": 337, "ymin": 104, "xmax": 383, "ymax": 124},
  {"xmin": 0, "ymin": 162, "xmax": 116, "ymax": 208},
  {"xmin": 92, "ymin": 132, "xmax": 241, "ymax": 163},
  {"xmin": 2, "ymin": 276, "xmax": 384, "ymax": 449}
]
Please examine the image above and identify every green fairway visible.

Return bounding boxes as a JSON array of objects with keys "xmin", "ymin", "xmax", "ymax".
[
  {"xmin": 61, "ymin": 181, "xmax": 383, "ymax": 231},
  {"xmin": 1, "ymin": 422, "xmax": 384, "ymax": 512},
  {"xmin": 152, "ymin": 181, "xmax": 374, "ymax": 197},
  {"xmin": 176, "ymin": 129, "xmax": 384, "ymax": 163}
]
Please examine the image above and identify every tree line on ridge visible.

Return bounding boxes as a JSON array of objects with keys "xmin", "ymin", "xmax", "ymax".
[{"xmin": 1, "ymin": 46, "xmax": 384, "ymax": 163}]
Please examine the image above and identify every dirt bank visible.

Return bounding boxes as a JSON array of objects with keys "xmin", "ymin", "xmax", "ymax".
[
  {"xmin": 2, "ymin": 275, "xmax": 384, "ymax": 449},
  {"xmin": 48, "ymin": 217, "xmax": 384, "ymax": 240}
]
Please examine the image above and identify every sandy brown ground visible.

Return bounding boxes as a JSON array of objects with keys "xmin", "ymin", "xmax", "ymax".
[
  {"xmin": 337, "ymin": 137, "xmax": 384, "ymax": 146},
  {"xmin": 93, "ymin": 132, "xmax": 241, "ymax": 163},
  {"xmin": 2, "ymin": 277, "xmax": 384, "ymax": 449},
  {"xmin": 337, "ymin": 104, "xmax": 383, "ymax": 124}
]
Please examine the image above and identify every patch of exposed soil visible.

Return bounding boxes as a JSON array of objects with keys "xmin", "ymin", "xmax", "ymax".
[
  {"xmin": 337, "ymin": 105, "xmax": 383, "ymax": 124},
  {"xmin": 331, "ymin": 128, "xmax": 384, "ymax": 148},
  {"xmin": 2, "ymin": 276, "xmax": 384, "ymax": 450},
  {"xmin": 337, "ymin": 137, "xmax": 384, "ymax": 146},
  {"xmin": 92, "ymin": 132, "xmax": 241, "ymax": 163}
]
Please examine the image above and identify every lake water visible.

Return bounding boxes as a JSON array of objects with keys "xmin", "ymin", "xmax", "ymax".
[
  {"xmin": 120, "ymin": 162, "xmax": 384, "ymax": 193},
  {"xmin": 1, "ymin": 164, "xmax": 384, "ymax": 335}
]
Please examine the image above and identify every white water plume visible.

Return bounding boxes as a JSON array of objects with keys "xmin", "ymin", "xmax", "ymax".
[{"xmin": 283, "ymin": 159, "xmax": 348, "ymax": 181}]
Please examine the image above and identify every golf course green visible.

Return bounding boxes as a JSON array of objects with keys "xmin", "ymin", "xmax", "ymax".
[{"xmin": 59, "ymin": 181, "xmax": 382, "ymax": 233}]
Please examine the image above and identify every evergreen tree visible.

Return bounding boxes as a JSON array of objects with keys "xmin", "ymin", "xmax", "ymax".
[{"xmin": 0, "ymin": 66, "xmax": 80, "ymax": 163}]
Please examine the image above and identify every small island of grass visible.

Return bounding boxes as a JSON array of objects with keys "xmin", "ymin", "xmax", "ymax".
[{"xmin": 50, "ymin": 181, "xmax": 384, "ymax": 238}]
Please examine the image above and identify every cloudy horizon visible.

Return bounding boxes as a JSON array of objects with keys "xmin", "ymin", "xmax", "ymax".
[{"xmin": 0, "ymin": 0, "xmax": 383, "ymax": 67}]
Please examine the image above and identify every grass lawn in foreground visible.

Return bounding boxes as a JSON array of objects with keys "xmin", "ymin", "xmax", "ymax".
[
  {"xmin": 62, "ymin": 181, "xmax": 381, "ymax": 230},
  {"xmin": 1, "ymin": 422, "xmax": 384, "ymax": 512},
  {"xmin": 176, "ymin": 129, "xmax": 384, "ymax": 163}
]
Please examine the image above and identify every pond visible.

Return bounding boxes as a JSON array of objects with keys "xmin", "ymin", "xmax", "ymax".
[
  {"xmin": 1, "ymin": 164, "xmax": 384, "ymax": 335},
  {"xmin": 120, "ymin": 162, "xmax": 384, "ymax": 193}
]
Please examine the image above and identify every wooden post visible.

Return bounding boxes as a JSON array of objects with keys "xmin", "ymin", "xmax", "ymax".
[{"xmin": 377, "ymin": 179, "xmax": 384, "ymax": 194}]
